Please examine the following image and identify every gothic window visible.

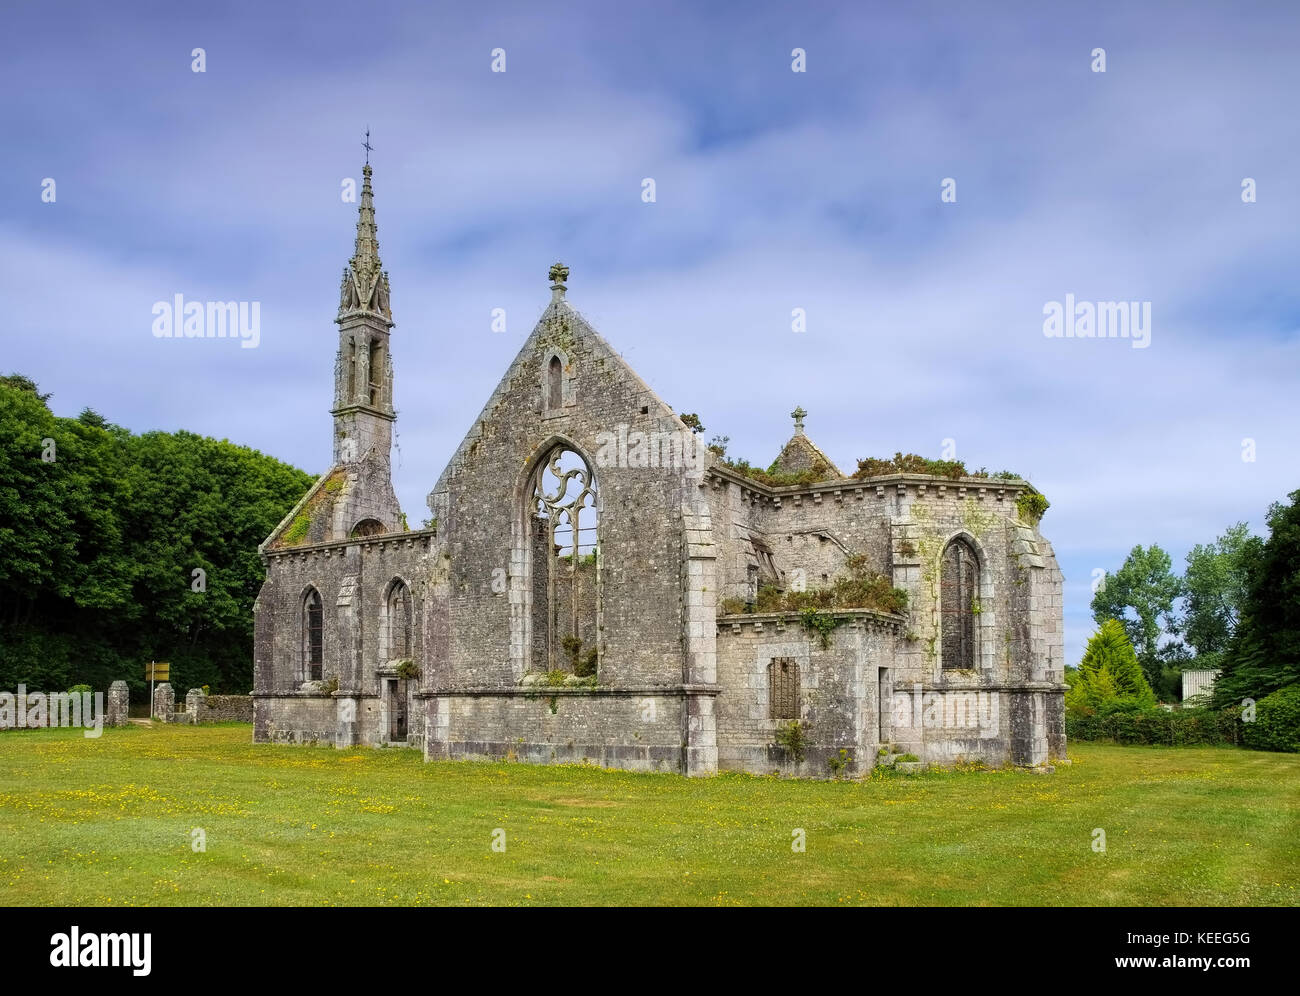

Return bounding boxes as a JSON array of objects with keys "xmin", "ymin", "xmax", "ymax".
[
  {"xmin": 769, "ymin": 658, "xmax": 800, "ymax": 719},
  {"xmin": 368, "ymin": 339, "xmax": 383, "ymax": 406},
  {"xmin": 387, "ymin": 580, "xmax": 412, "ymax": 659},
  {"xmin": 940, "ymin": 537, "xmax": 979, "ymax": 669},
  {"xmin": 531, "ymin": 446, "xmax": 598, "ymax": 673},
  {"xmin": 547, "ymin": 355, "xmax": 563, "ymax": 410},
  {"xmin": 303, "ymin": 588, "xmax": 323, "ymax": 682}
]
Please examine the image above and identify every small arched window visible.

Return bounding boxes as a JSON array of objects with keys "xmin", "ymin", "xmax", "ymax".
[
  {"xmin": 303, "ymin": 588, "xmax": 324, "ymax": 681},
  {"xmin": 368, "ymin": 339, "xmax": 383, "ymax": 406},
  {"xmin": 387, "ymin": 580, "xmax": 413, "ymax": 659},
  {"xmin": 547, "ymin": 355, "xmax": 564, "ymax": 410},
  {"xmin": 940, "ymin": 538, "xmax": 978, "ymax": 670},
  {"xmin": 351, "ymin": 518, "xmax": 385, "ymax": 538}
]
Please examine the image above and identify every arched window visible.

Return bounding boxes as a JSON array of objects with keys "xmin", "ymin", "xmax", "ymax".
[
  {"xmin": 303, "ymin": 588, "xmax": 324, "ymax": 681},
  {"xmin": 351, "ymin": 518, "xmax": 385, "ymax": 538},
  {"xmin": 547, "ymin": 355, "xmax": 564, "ymax": 410},
  {"xmin": 531, "ymin": 445, "xmax": 598, "ymax": 673},
  {"xmin": 347, "ymin": 337, "xmax": 357, "ymax": 401},
  {"xmin": 940, "ymin": 538, "xmax": 978, "ymax": 670},
  {"xmin": 368, "ymin": 339, "xmax": 384, "ymax": 406},
  {"xmin": 387, "ymin": 580, "xmax": 413, "ymax": 659}
]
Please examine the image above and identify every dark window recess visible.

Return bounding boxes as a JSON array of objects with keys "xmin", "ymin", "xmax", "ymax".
[
  {"xmin": 769, "ymin": 657, "xmax": 800, "ymax": 719},
  {"xmin": 940, "ymin": 538, "xmax": 978, "ymax": 669},
  {"xmin": 547, "ymin": 355, "xmax": 563, "ymax": 409},
  {"xmin": 388, "ymin": 582, "xmax": 412, "ymax": 658},
  {"xmin": 304, "ymin": 589, "xmax": 324, "ymax": 681}
]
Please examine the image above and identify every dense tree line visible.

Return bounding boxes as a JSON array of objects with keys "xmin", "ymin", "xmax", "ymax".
[
  {"xmin": 1089, "ymin": 489, "xmax": 1300, "ymax": 709},
  {"xmin": 0, "ymin": 375, "xmax": 314, "ymax": 695}
]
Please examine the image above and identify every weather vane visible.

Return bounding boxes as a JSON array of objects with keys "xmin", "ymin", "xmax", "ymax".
[{"xmin": 362, "ymin": 127, "xmax": 374, "ymax": 165}]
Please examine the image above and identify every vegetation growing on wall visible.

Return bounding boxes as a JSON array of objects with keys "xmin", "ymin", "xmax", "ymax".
[
  {"xmin": 720, "ymin": 456, "xmax": 838, "ymax": 488},
  {"xmin": 719, "ymin": 554, "xmax": 908, "ymax": 617},
  {"xmin": 853, "ymin": 453, "xmax": 1021, "ymax": 481},
  {"xmin": 275, "ymin": 470, "xmax": 345, "ymax": 549},
  {"xmin": 1015, "ymin": 489, "xmax": 1050, "ymax": 524}
]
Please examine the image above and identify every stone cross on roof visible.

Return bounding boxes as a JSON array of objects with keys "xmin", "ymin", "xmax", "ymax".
[
  {"xmin": 549, "ymin": 262, "xmax": 569, "ymax": 302},
  {"xmin": 791, "ymin": 405, "xmax": 807, "ymax": 435}
]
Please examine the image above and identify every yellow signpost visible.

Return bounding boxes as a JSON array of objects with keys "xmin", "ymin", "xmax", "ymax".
[{"xmin": 146, "ymin": 661, "xmax": 170, "ymax": 718}]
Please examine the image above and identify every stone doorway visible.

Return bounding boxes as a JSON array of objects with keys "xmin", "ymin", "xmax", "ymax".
[
  {"xmin": 388, "ymin": 678, "xmax": 408, "ymax": 743},
  {"xmin": 878, "ymin": 667, "xmax": 890, "ymax": 746}
]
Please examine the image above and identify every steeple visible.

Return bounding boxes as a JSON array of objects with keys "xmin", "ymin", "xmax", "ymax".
[
  {"xmin": 338, "ymin": 163, "xmax": 392, "ymax": 319},
  {"xmin": 332, "ymin": 152, "xmax": 396, "ymax": 469}
]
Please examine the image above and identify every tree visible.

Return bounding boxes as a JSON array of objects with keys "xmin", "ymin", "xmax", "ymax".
[
  {"xmin": 0, "ymin": 375, "xmax": 314, "ymax": 694},
  {"xmin": 1067, "ymin": 619, "xmax": 1157, "ymax": 714},
  {"xmin": 0, "ymin": 373, "xmax": 51, "ymax": 403},
  {"xmin": 1214, "ymin": 490, "xmax": 1300, "ymax": 707},
  {"xmin": 1091, "ymin": 544, "xmax": 1183, "ymax": 685},
  {"xmin": 1182, "ymin": 522, "xmax": 1257, "ymax": 672}
]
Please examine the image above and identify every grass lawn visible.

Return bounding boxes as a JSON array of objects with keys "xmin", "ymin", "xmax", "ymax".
[{"xmin": 0, "ymin": 723, "xmax": 1296, "ymax": 906}]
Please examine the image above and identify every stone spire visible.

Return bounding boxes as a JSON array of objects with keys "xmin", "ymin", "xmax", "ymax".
[{"xmin": 339, "ymin": 162, "xmax": 392, "ymax": 319}]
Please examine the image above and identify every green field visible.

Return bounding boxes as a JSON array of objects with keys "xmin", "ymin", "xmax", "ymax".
[{"xmin": 1, "ymin": 724, "xmax": 1296, "ymax": 906}]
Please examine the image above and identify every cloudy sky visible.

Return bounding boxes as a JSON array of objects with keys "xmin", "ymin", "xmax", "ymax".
[{"xmin": 3, "ymin": 0, "xmax": 1297, "ymax": 666}]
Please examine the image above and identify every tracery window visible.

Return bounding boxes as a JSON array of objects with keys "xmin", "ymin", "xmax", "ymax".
[{"xmin": 531, "ymin": 446, "xmax": 598, "ymax": 673}]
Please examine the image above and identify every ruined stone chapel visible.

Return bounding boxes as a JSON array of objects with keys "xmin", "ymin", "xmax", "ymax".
[{"xmin": 252, "ymin": 163, "xmax": 1067, "ymax": 776}]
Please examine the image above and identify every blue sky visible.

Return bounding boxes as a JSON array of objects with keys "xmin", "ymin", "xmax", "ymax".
[{"xmin": 3, "ymin": 0, "xmax": 1298, "ymax": 666}]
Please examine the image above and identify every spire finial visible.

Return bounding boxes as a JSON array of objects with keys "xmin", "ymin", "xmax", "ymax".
[
  {"xmin": 791, "ymin": 405, "xmax": 807, "ymax": 434},
  {"xmin": 549, "ymin": 261, "xmax": 569, "ymax": 302},
  {"xmin": 362, "ymin": 127, "xmax": 374, "ymax": 166},
  {"xmin": 338, "ymin": 147, "xmax": 389, "ymax": 319}
]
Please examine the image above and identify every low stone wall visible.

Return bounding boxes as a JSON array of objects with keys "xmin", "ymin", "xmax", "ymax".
[
  {"xmin": 185, "ymin": 691, "xmax": 253, "ymax": 724},
  {"xmin": 253, "ymin": 693, "xmax": 339, "ymax": 743},
  {"xmin": 422, "ymin": 687, "xmax": 699, "ymax": 773}
]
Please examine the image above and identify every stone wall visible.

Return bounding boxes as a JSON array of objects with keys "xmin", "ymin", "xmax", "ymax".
[
  {"xmin": 716, "ymin": 611, "xmax": 900, "ymax": 776},
  {"xmin": 189, "ymin": 693, "xmax": 253, "ymax": 724},
  {"xmin": 422, "ymin": 687, "xmax": 707, "ymax": 773}
]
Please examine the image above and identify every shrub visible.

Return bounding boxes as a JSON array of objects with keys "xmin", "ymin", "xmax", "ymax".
[
  {"xmin": 774, "ymin": 720, "xmax": 807, "ymax": 762},
  {"xmin": 1241, "ymin": 684, "xmax": 1300, "ymax": 753},
  {"xmin": 1067, "ymin": 620, "xmax": 1156, "ymax": 715},
  {"xmin": 750, "ymin": 555, "xmax": 908, "ymax": 617},
  {"xmin": 67, "ymin": 684, "xmax": 92, "ymax": 695},
  {"xmin": 1015, "ymin": 490, "xmax": 1050, "ymax": 524}
]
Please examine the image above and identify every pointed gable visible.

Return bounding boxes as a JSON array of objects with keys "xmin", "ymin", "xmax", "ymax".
[
  {"xmin": 428, "ymin": 264, "xmax": 697, "ymax": 512},
  {"xmin": 769, "ymin": 405, "xmax": 844, "ymax": 479}
]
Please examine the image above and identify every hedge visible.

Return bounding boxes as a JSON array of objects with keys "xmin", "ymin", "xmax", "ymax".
[
  {"xmin": 1240, "ymin": 685, "xmax": 1300, "ymax": 753},
  {"xmin": 1066, "ymin": 707, "xmax": 1243, "ymax": 747}
]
